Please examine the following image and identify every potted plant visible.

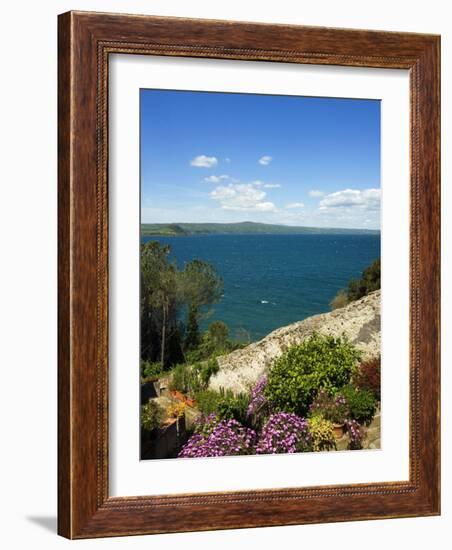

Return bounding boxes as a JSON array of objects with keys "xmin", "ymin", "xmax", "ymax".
[{"xmin": 309, "ymin": 390, "xmax": 349, "ymax": 439}]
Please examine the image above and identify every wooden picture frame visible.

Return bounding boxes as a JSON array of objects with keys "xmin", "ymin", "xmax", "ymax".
[{"xmin": 58, "ymin": 11, "xmax": 440, "ymax": 539}]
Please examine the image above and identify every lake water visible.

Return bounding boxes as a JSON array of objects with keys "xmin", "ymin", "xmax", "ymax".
[{"xmin": 141, "ymin": 233, "xmax": 380, "ymax": 341}]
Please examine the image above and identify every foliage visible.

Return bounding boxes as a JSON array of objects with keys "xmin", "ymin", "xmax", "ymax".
[
  {"xmin": 178, "ymin": 415, "xmax": 256, "ymax": 458},
  {"xmin": 199, "ymin": 358, "xmax": 219, "ymax": 387},
  {"xmin": 309, "ymin": 389, "xmax": 349, "ymax": 424},
  {"xmin": 140, "ymin": 241, "xmax": 223, "ymax": 368},
  {"xmin": 169, "ymin": 356, "xmax": 219, "ymax": 397},
  {"xmin": 180, "ymin": 259, "xmax": 224, "ymax": 310},
  {"xmin": 140, "ymin": 241, "xmax": 184, "ymax": 367},
  {"xmin": 330, "ymin": 289, "xmax": 349, "ymax": 310},
  {"xmin": 184, "ymin": 305, "xmax": 200, "ymax": 351},
  {"xmin": 195, "ymin": 388, "xmax": 250, "ymax": 426},
  {"xmin": 341, "ymin": 385, "xmax": 377, "ymax": 424},
  {"xmin": 140, "ymin": 400, "xmax": 165, "ymax": 432},
  {"xmin": 194, "ymin": 390, "xmax": 223, "ymax": 416},
  {"xmin": 308, "ymin": 416, "xmax": 336, "ymax": 452},
  {"xmin": 169, "ymin": 363, "xmax": 201, "ymax": 395},
  {"xmin": 216, "ymin": 389, "xmax": 250, "ymax": 426},
  {"xmin": 192, "ymin": 413, "xmax": 221, "ymax": 438},
  {"xmin": 330, "ymin": 258, "xmax": 380, "ymax": 310},
  {"xmin": 204, "ymin": 321, "xmax": 230, "ymax": 352},
  {"xmin": 347, "ymin": 258, "xmax": 381, "ymax": 302},
  {"xmin": 166, "ymin": 401, "xmax": 187, "ymax": 419},
  {"xmin": 265, "ymin": 334, "xmax": 360, "ymax": 416},
  {"xmin": 140, "ymin": 360, "xmax": 164, "ymax": 380},
  {"xmin": 353, "ymin": 356, "xmax": 381, "ymax": 400},
  {"xmin": 246, "ymin": 376, "xmax": 270, "ymax": 428},
  {"xmin": 185, "ymin": 321, "xmax": 233, "ymax": 362},
  {"xmin": 345, "ymin": 419, "xmax": 366, "ymax": 450},
  {"xmin": 256, "ymin": 413, "xmax": 312, "ymax": 454}
]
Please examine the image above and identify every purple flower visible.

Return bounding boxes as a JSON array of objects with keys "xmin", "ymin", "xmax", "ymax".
[
  {"xmin": 345, "ymin": 419, "xmax": 366, "ymax": 450},
  {"xmin": 178, "ymin": 415, "xmax": 257, "ymax": 458},
  {"xmin": 247, "ymin": 376, "xmax": 268, "ymax": 419},
  {"xmin": 255, "ymin": 412, "xmax": 312, "ymax": 455}
]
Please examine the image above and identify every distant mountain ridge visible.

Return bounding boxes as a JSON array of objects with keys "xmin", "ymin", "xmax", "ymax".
[{"xmin": 141, "ymin": 221, "xmax": 380, "ymax": 237}]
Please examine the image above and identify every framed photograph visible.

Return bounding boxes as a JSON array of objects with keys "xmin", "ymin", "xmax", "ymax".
[{"xmin": 58, "ymin": 11, "xmax": 440, "ymax": 538}]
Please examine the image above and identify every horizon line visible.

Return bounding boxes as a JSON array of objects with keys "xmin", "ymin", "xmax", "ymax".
[{"xmin": 140, "ymin": 221, "xmax": 380, "ymax": 231}]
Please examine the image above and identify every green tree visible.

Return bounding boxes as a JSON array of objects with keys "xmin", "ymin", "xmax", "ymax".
[
  {"xmin": 180, "ymin": 259, "xmax": 223, "ymax": 350},
  {"xmin": 330, "ymin": 258, "xmax": 381, "ymax": 310},
  {"xmin": 185, "ymin": 305, "xmax": 200, "ymax": 351},
  {"xmin": 347, "ymin": 258, "xmax": 380, "ymax": 302},
  {"xmin": 205, "ymin": 320, "xmax": 229, "ymax": 351},
  {"xmin": 141, "ymin": 241, "xmax": 182, "ymax": 367}
]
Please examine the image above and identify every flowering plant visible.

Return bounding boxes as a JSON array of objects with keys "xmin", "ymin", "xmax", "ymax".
[
  {"xmin": 166, "ymin": 401, "xmax": 186, "ymax": 419},
  {"xmin": 309, "ymin": 389, "xmax": 349, "ymax": 424},
  {"xmin": 308, "ymin": 415, "xmax": 336, "ymax": 452},
  {"xmin": 178, "ymin": 414, "xmax": 256, "ymax": 458},
  {"xmin": 256, "ymin": 412, "xmax": 312, "ymax": 454},
  {"xmin": 345, "ymin": 419, "xmax": 366, "ymax": 450},
  {"xmin": 246, "ymin": 376, "xmax": 269, "ymax": 427},
  {"xmin": 140, "ymin": 400, "xmax": 164, "ymax": 432}
]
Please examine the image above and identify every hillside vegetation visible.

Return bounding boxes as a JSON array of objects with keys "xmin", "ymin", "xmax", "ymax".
[{"xmin": 141, "ymin": 221, "xmax": 380, "ymax": 237}]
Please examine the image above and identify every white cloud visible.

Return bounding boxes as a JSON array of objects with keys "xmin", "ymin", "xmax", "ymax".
[
  {"xmin": 190, "ymin": 155, "xmax": 218, "ymax": 168},
  {"xmin": 251, "ymin": 180, "xmax": 281, "ymax": 189},
  {"xmin": 204, "ymin": 174, "xmax": 230, "ymax": 183},
  {"xmin": 251, "ymin": 202, "xmax": 276, "ymax": 212},
  {"xmin": 319, "ymin": 188, "xmax": 380, "ymax": 211},
  {"xmin": 258, "ymin": 155, "xmax": 272, "ymax": 166},
  {"xmin": 286, "ymin": 202, "xmax": 305, "ymax": 209},
  {"xmin": 309, "ymin": 190, "xmax": 325, "ymax": 198},
  {"xmin": 210, "ymin": 182, "xmax": 276, "ymax": 212}
]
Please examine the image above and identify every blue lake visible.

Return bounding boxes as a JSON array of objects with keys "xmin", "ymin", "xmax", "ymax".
[{"xmin": 141, "ymin": 233, "xmax": 380, "ymax": 341}]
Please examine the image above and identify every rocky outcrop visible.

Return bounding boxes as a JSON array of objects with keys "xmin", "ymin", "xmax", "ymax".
[{"xmin": 209, "ymin": 290, "xmax": 380, "ymax": 395}]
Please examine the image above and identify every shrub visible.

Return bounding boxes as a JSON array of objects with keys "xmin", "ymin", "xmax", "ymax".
[
  {"xmin": 194, "ymin": 389, "xmax": 223, "ymax": 416},
  {"xmin": 199, "ymin": 357, "xmax": 219, "ymax": 387},
  {"xmin": 204, "ymin": 320, "xmax": 230, "ymax": 352},
  {"xmin": 140, "ymin": 400, "xmax": 165, "ymax": 432},
  {"xmin": 341, "ymin": 385, "xmax": 377, "ymax": 424},
  {"xmin": 178, "ymin": 415, "xmax": 256, "ymax": 458},
  {"xmin": 308, "ymin": 415, "xmax": 336, "ymax": 452},
  {"xmin": 309, "ymin": 389, "xmax": 349, "ymax": 424},
  {"xmin": 330, "ymin": 289, "xmax": 349, "ymax": 310},
  {"xmin": 169, "ymin": 363, "xmax": 191, "ymax": 393},
  {"xmin": 345, "ymin": 419, "xmax": 366, "ymax": 450},
  {"xmin": 265, "ymin": 334, "xmax": 360, "ymax": 416},
  {"xmin": 195, "ymin": 388, "xmax": 250, "ymax": 425},
  {"xmin": 169, "ymin": 363, "xmax": 204, "ymax": 395},
  {"xmin": 256, "ymin": 412, "xmax": 312, "ymax": 454},
  {"xmin": 353, "ymin": 356, "xmax": 381, "ymax": 400},
  {"xmin": 217, "ymin": 389, "xmax": 250, "ymax": 426},
  {"xmin": 347, "ymin": 258, "xmax": 381, "ymax": 302},
  {"xmin": 140, "ymin": 360, "xmax": 164, "ymax": 380}
]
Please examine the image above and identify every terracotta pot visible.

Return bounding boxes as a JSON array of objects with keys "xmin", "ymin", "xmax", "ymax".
[{"xmin": 333, "ymin": 423, "xmax": 345, "ymax": 439}]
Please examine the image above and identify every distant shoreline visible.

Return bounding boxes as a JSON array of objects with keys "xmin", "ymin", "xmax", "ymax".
[{"xmin": 141, "ymin": 221, "xmax": 380, "ymax": 237}]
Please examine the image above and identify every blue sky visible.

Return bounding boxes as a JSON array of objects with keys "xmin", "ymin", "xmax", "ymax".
[{"xmin": 140, "ymin": 89, "xmax": 380, "ymax": 229}]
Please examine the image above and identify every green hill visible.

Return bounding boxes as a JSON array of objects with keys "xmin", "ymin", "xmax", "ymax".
[{"xmin": 141, "ymin": 221, "xmax": 379, "ymax": 237}]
